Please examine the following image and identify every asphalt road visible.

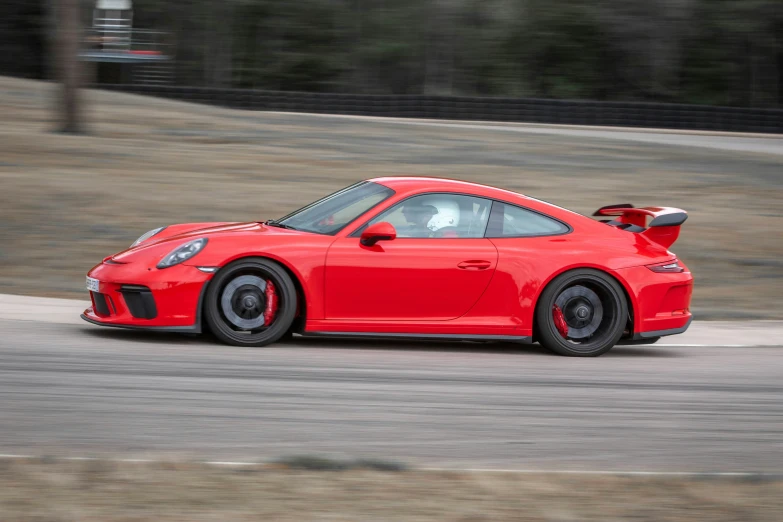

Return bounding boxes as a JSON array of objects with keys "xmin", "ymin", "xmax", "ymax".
[
  {"xmin": 321, "ymin": 114, "xmax": 783, "ymax": 156},
  {"xmin": 2, "ymin": 316, "xmax": 782, "ymax": 472}
]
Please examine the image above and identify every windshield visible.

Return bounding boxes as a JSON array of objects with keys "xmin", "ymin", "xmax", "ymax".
[{"xmin": 274, "ymin": 181, "xmax": 394, "ymax": 235}]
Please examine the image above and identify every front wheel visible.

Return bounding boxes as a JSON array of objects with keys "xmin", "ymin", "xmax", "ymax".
[
  {"xmin": 536, "ymin": 269, "xmax": 628, "ymax": 357},
  {"xmin": 204, "ymin": 258, "xmax": 297, "ymax": 347}
]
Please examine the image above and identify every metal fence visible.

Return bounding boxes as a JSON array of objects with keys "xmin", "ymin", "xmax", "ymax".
[{"xmin": 99, "ymin": 84, "xmax": 783, "ymax": 134}]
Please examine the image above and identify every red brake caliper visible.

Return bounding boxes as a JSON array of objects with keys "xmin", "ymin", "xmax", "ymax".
[
  {"xmin": 552, "ymin": 305, "xmax": 568, "ymax": 339},
  {"xmin": 264, "ymin": 280, "xmax": 278, "ymax": 325}
]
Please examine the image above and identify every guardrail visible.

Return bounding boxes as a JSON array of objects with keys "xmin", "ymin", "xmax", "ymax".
[
  {"xmin": 84, "ymin": 29, "xmax": 171, "ymax": 52},
  {"xmin": 98, "ymin": 84, "xmax": 783, "ymax": 134}
]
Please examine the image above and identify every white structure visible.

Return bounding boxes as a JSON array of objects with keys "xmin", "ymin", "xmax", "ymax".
[
  {"xmin": 82, "ymin": 0, "xmax": 173, "ymax": 84},
  {"xmin": 93, "ymin": 0, "xmax": 134, "ymax": 52}
]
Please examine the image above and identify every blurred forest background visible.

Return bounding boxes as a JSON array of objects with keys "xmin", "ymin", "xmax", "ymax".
[{"xmin": 1, "ymin": 0, "xmax": 782, "ymax": 107}]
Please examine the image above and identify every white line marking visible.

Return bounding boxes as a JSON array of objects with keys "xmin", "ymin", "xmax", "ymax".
[
  {"xmin": 265, "ymin": 111, "xmax": 783, "ymax": 139},
  {"xmin": 265, "ymin": 111, "xmax": 783, "ymax": 155},
  {"xmin": 0, "ymin": 454, "xmax": 778, "ymax": 477},
  {"xmin": 421, "ymin": 467, "xmax": 779, "ymax": 477},
  {"xmin": 656, "ymin": 344, "xmax": 750, "ymax": 347},
  {"xmin": 66, "ymin": 456, "xmax": 157, "ymax": 464},
  {"xmin": 205, "ymin": 461, "xmax": 259, "ymax": 467}
]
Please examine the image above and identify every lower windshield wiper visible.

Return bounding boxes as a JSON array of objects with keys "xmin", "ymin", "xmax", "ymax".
[{"xmin": 265, "ymin": 220, "xmax": 298, "ymax": 230}]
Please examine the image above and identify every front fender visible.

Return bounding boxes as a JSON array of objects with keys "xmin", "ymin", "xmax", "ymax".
[{"xmin": 182, "ymin": 232, "xmax": 337, "ymax": 321}]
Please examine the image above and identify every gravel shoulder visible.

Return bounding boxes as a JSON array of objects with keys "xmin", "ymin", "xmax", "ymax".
[
  {"xmin": 2, "ymin": 459, "xmax": 782, "ymax": 522},
  {"xmin": 1, "ymin": 76, "xmax": 782, "ymax": 317}
]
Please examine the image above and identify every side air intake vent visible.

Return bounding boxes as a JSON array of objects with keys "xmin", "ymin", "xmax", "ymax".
[
  {"xmin": 91, "ymin": 292, "xmax": 111, "ymax": 316},
  {"xmin": 120, "ymin": 285, "xmax": 157, "ymax": 319}
]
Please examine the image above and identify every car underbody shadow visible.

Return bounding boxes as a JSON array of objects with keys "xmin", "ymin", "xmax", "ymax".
[
  {"xmin": 80, "ymin": 325, "xmax": 215, "ymax": 346},
  {"xmin": 80, "ymin": 325, "xmax": 551, "ymax": 354},
  {"xmin": 81, "ymin": 325, "xmax": 682, "ymax": 357},
  {"xmin": 603, "ymin": 346, "xmax": 685, "ymax": 357},
  {"xmin": 276, "ymin": 335, "xmax": 557, "ymax": 356}
]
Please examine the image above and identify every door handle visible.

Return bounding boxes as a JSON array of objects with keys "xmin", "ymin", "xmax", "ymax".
[{"xmin": 457, "ymin": 260, "xmax": 492, "ymax": 270}]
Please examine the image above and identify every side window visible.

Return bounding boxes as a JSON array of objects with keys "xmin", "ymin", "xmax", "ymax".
[
  {"xmin": 363, "ymin": 194, "xmax": 492, "ymax": 238},
  {"xmin": 485, "ymin": 202, "xmax": 569, "ymax": 237}
]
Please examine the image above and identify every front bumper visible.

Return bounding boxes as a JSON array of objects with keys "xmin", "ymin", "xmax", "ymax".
[{"xmin": 82, "ymin": 260, "xmax": 212, "ymax": 332}]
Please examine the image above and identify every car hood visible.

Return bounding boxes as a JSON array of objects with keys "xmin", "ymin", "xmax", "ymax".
[{"xmin": 111, "ymin": 221, "xmax": 287, "ymax": 263}]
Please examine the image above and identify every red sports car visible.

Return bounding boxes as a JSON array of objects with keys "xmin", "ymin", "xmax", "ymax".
[{"xmin": 82, "ymin": 177, "xmax": 693, "ymax": 356}]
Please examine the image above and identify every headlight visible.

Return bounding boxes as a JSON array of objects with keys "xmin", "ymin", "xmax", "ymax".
[
  {"xmin": 157, "ymin": 238, "xmax": 208, "ymax": 269},
  {"xmin": 131, "ymin": 227, "xmax": 166, "ymax": 247}
]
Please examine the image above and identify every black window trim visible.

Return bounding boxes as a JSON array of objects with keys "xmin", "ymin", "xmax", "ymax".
[
  {"xmin": 484, "ymin": 200, "xmax": 573, "ymax": 239},
  {"xmin": 348, "ymin": 191, "xmax": 495, "ymax": 239},
  {"xmin": 276, "ymin": 181, "xmax": 396, "ymax": 236}
]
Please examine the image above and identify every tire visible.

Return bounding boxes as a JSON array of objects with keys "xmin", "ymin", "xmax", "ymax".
[
  {"xmin": 277, "ymin": 316, "xmax": 306, "ymax": 344},
  {"xmin": 204, "ymin": 257, "xmax": 297, "ymax": 347},
  {"xmin": 535, "ymin": 269, "xmax": 628, "ymax": 357}
]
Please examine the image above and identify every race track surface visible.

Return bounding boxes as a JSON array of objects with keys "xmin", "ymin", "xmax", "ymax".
[
  {"xmin": 321, "ymin": 115, "xmax": 783, "ymax": 156},
  {"xmin": 1, "ymin": 301, "xmax": 782, "ymax": 472}
]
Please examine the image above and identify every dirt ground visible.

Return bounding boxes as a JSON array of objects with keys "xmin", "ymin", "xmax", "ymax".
[
  {"xmin": 1, "ymin": 458, "xmax": 781, "ymax": 522},
  {"xmin": 1, "ymin": 76, "xmax": 781, "ymax": 318}
]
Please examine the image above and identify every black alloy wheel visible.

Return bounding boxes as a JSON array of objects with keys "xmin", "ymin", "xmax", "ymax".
[
  {"xmin": 205, "ymin": 258, "xmax": 297, "ymax": 347},
  {"xmin": 536, "ymin": 269, "xmax": 628, "ymax": 356}
]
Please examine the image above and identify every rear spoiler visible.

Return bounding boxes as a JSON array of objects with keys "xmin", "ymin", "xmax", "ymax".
[{"xmin": 593, "ymin": 204, "xmax": 687, "ymax": 249}]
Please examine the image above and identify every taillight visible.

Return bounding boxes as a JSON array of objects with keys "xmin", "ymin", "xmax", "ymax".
[{"xmin": 647, "ymin": 260, "xmax": 684, "ymax": 273}]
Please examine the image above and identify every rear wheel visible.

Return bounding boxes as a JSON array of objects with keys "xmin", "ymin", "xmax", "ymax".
[
  {"xmin": 205, "ymin": 258, "xmax": 297, "ymax": 347},
  {"xmin": 536, "ymin": 269, "xmax": 627, "ymax": 357}
]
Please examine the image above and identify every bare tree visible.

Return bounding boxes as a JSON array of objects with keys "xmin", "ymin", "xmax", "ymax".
[{"xmin": 56, "ymin": 0, "xmax": 84, "ymax": 134}]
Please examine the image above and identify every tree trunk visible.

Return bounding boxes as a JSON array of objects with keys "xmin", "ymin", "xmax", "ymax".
[
  {"xmin": 57, "ymin": 0, "xmax": 84, "ymax": 134},
  {"xmin": 46, "ymin": 0, "xmax": 59, "ymax": 81}
]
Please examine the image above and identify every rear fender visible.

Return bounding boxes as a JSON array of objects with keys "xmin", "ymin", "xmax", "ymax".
[{"xmin": 530, "ymin": 263, "xmax": 639, "ymax": 336}]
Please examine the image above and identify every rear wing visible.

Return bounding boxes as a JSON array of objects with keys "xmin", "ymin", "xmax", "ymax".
[{"xmin": 593, "ymin": 204, "xmax": 687, "ymax": 249}]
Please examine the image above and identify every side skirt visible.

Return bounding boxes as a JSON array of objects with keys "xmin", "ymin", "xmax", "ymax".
[
  {"xmin": 301, "ymin": 331, "xmax": 532, "ymax": 344},
  {"xmin": 617, "ymin": 337, "xmax": 661, "ymax": 345}
]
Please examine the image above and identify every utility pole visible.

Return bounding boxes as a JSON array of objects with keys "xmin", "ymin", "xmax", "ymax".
[{"xmin": 57, "ymin": 0, "xmax": 85, "ymax": 134}]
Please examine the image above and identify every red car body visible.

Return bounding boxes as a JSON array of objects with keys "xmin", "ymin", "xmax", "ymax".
[{"xmin": 82, "ymin": 177, "xmax": 693, "ymax": 346}]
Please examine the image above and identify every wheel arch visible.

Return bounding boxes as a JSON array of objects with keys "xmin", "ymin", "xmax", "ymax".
[
  {"xmin": 205, "ymin": 253, "xmax": 309, "ymax": 329},
  {"xmin": 531, "ymin": 264, "xmax": 637, "ymax": 342}
]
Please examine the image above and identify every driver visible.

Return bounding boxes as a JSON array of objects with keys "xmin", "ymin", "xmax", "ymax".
[{"xmin": 400, "ymin": 202, "xmax": 438, "ymax": 237}]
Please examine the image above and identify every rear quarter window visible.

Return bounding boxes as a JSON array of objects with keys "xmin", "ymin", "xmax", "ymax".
[{"xmin": 485, "ymin": 202, "xmax": 570, "ymax": 237}]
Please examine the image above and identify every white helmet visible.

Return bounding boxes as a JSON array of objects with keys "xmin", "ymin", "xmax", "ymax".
[{"xmin": 420, "ymin": 198, "xmax": 460, "ymax": 232}]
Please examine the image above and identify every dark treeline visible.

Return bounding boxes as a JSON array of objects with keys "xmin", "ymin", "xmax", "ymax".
[{"xmin": 3, "ymin": 0, "xmax": 782, "ymax": 107}]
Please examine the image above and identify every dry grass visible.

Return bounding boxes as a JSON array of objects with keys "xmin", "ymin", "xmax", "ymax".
[
  {"xmin": 1, "ymin": 76, "xmax": 781, "ymax": 317},
  {"xmin": 0, "ymin": 458, "xmax": 781, "ymax": 522}
]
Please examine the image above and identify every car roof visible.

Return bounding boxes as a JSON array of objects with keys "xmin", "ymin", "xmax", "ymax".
[
  {"xmin": 368, "ymin": 176, "xmax": 527, "ymax": 200},
  {"xmin": 368, "ymin": 176, "xmax": 590, "ymax": 227}
]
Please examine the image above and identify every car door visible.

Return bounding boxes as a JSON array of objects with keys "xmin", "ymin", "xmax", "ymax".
[{"xmin": 324, "ymin": 193, "xmax": 497, "ymax": 321}]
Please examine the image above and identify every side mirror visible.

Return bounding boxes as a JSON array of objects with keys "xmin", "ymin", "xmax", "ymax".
[{"xmin": 360, "ymin": 222, "xmax": 397, "ymax": 247}]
